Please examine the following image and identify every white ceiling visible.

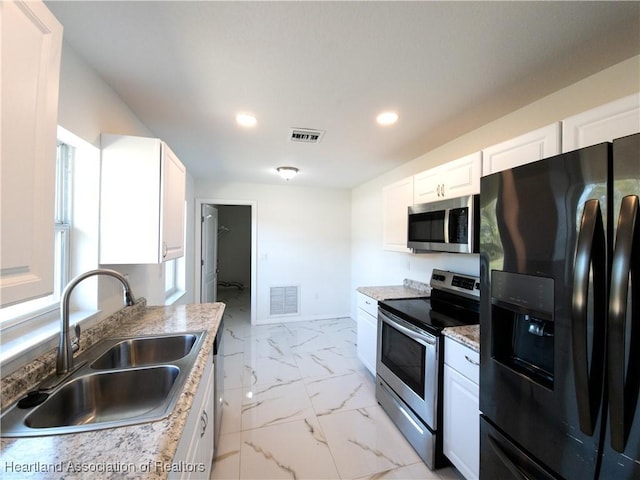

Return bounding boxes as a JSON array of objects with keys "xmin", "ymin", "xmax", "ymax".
[{"xmin": 46, "ymin": 1, "xmax": 640, "ymax": 189}]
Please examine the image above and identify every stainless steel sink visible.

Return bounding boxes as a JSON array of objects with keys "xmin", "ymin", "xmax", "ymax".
[
  {"xmin": 1, "ymin": 331, "xmax": 205, "ymax": 437},
  {"xmin": 26, "ymin": 366, "xmax": 179, "ymax": 429},
  {"xmin": 91, "ymin": 333, "xmax": 198, "ymax": 369}
]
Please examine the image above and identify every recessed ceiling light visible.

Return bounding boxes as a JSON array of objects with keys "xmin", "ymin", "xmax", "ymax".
[
  {"xmin": 236, "ymin": 113, "xmax": 257, "ymax": 127},
  {"xmin": 376, "ymin": 111, "xmax": 399, "ymax": 126}
]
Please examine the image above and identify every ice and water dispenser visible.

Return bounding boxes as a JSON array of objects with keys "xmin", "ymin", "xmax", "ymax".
[{"xmin": 490, "ymin": 271, "xmax": 555, "ymax": 389}]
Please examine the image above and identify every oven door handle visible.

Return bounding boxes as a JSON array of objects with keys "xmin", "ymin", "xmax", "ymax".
[{"xmin": 379, "ymin": 310, "xmax": 437, "ymax": 346}]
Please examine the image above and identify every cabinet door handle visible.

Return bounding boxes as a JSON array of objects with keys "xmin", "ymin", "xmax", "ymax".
[
  {"xmin": 441, "ymin": 184, "xmax": 445, "ymax": 197},
  {"xmin": 162, "ymin": 241, "xmax": 168, "ymax": 258},
  {"xmin": 436, "ymin": 184, "xmax": 441, "ymax": 197},
  {"xmin": 200, "ymin": 410, "xmax": 208, "ymax": 437},
  {"xmin": 465, "ymin": 355, "xmax": 479, "ymax": 366}
]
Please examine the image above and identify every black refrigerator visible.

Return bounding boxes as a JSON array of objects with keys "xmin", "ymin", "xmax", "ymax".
[{"xmin": 479, "ymin": 133, "xmax": 639, "ymax": 479}]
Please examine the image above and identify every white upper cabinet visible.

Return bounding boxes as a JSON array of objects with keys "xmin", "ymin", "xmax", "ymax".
[
  {"xmin": 161, "ymin": 145, "xmax": 187, "ymax": 261},
  {"xmin": 413, "ymin": 151, "xmax": 482, "ymax": 204},
  {"xmin": 100, "ymin": 134, "xmax": 186, "ymax": 264},
  {"xmin": 562, "ymin": 94, "xmax": 640, "ymax": 151},
  {"xmin": 0, "ymin": 0, "xmax": 63, "ymax": 306},
  {"xmin": 482, "ymin": 123, "xmax": 561, "ymax": 176},
  {"xmin": 382, "ymin": 177, "xmax": 413, "ymax": 252}
]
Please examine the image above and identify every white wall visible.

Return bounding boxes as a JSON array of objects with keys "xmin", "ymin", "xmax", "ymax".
[
  {"xmin": 195, "ymin": 181, "xmax": 351, "ymax": 324},
  {"xmin": 350, "ymin": 55, "xmax": 640, "ymax": 320},
  {"xmin": 179, "ymin": 173, "xmax": 197, "ymax": 305},
  {"xmin": 57, "ymin": 41, "xmax": 194, "ymax": 316},
  {"xmin": 350, "ymin": 181, "xmax": 478, "ymax": 286}
]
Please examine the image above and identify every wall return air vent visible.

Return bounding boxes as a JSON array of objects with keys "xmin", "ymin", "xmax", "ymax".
[
  {"xmin": 270, "ymin": 286, "xmax": 299, "ymax": 316},
  {"xmin": 289, "ymin": 128, "xmax": 325, "ymax": 144}
]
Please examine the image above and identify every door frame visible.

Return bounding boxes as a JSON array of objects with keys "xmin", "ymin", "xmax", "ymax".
[{"xmin": 194, "ymin": 198, "xmax": 257, "ymax": 325}]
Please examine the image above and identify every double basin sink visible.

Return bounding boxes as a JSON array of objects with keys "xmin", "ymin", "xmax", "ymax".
[{"xmin": 1, "ymin": 331, "xmax": 206, "ymax": 437}]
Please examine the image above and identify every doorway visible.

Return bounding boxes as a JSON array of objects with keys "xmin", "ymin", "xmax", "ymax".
[
  {"xmin": 201, "ymin": 204, "xmax": 218, "ymax": 303},
  {"xmin": 195, "ymin": 199, "xmax": 257, "ymax": 325}
]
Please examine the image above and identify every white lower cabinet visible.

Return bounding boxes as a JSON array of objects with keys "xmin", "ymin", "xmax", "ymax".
[
  {"xmin": 443, "ymin": 337, "xmax": 479, "ymax": 480},
  {"xmin": 356, "ymin": 292, "xmax": 378, "ymax": 376},
  {"xmin": 170, "ymin": 349, "xmax": 215, "ymax": 480}
]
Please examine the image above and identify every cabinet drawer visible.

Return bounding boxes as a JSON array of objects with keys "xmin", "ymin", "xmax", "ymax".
[
  {"xmin": 445, "ymin": 337, "xmax": 479, "ymax": 385},
  {"xmin": 357, "ymin": 292, "xmax": 378, "ymax": 318}
]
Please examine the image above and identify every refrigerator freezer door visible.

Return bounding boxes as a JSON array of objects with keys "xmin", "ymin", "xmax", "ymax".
[
  {"xmin": 480, "ymin": 416, "xmax": 559, "ymax": 480},
  {"xmin": 479, "ymin": 142, "xmax": 611, "ymax": 480}
]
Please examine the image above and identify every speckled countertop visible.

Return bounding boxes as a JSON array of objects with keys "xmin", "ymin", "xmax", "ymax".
[
  {"xmin": 0, "ymin": 302, "xmax": 225, "ymax": 480},
  {"xmin": 442, "ymin": 324, "xmax": 480, "ymax": 352},
  {"xmin": 356, "ymin": 278, "xmax": 431, "ymax": 301}
]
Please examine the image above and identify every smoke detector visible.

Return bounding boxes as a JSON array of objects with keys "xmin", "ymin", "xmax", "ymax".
[{"xmin": 289, "ymin": 128, "xmax": 325, "ymax": 144}]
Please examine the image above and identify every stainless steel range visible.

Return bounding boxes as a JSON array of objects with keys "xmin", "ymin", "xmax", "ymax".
[{"xmin": 376, "ymin": 269, "xmax": 479, "ymax": 469}]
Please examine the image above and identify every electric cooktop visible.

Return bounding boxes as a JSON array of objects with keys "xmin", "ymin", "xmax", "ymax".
[{"xmin": 378, "ymin": 269, "xmax": 480, "ymax": 335}]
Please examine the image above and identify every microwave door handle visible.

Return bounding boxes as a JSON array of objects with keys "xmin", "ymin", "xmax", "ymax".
[
  {"xmin": 608, "ymin": 194, "xmax": 640, "ymax": 453},
  {"xmin": 443, "ymin": 208, "xmax": 450, "ymax": 244},
  {"xmin": 571, "ymin": 199, "xmax": 607, "ymax": 436}
]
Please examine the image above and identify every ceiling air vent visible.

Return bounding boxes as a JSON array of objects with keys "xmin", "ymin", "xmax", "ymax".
[{"xmin": 289, "ymin": 128, "xmax": 325, "ymax": 144}]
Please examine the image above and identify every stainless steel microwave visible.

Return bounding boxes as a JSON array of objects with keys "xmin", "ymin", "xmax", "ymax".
[{"xmin": 407, "ymin": 194, "xmax": 479, "ymax": 253}]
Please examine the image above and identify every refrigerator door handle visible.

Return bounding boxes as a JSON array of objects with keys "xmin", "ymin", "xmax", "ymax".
[
  {"xmin": 608, "ymin": 194, "xmax": 640, "ymax": 453},
  {"xmin": 572, "ymin": 199, "xmax": 607, "ymax": 436}
]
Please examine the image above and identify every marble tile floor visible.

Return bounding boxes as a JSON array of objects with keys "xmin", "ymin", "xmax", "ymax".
[{"xmin": 210, "ymin": 288, "xmax": 465, "ymax": 480}]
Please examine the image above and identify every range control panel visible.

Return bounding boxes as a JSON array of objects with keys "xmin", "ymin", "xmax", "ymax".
[{"xmin": 430, "ymin": 269, "xmax": 480, "ymax": 299}]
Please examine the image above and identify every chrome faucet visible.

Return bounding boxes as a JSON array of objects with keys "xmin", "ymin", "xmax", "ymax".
[{"xmin": 57, "ymin": 269, "xmax": 136, "ymax": 376}]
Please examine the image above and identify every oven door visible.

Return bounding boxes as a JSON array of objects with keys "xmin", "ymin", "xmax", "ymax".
[{"xmin": 377, "ymin": 308, "xmax": 439, "ymax": 429}]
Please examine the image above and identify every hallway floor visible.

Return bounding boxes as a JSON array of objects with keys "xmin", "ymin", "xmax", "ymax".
[{"xmin": 210, "ymin": 288, "xmax": 464, "ymax": 480}]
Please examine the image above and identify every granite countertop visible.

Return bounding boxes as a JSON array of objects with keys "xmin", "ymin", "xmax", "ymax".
[
  {"xmin": 356, "ymin": 279, "xmax": 431, "ymax": 301},
  {"xmin": 442, "ymin": 324, "xmax": 480, "ymax": 352},
  {"xmin": 0, "ymin": 302, "xmax": 225, "ymax": 480}
]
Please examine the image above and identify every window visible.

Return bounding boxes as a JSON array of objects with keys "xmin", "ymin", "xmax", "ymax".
[
  {"xmin": 165, "ymin": 259, "xmax": 178, "ymax": 296},
  {"xmin": 1, "ymin": 126, "xmax": 105, "ymax": 374},
  {"xmin": 0, "ymin": 141, "xmax": 73, "ymax": 325},
  {"xmin": 164, "ymin": 257, "xmax": 186, "ymax": 304},
  {"xmin": 54, "ymin": 142, "xmax": 73, "ymax": 299},
  {"xmin": 164, "ymin": 201, "xmax": 187, "ymax": 304}
]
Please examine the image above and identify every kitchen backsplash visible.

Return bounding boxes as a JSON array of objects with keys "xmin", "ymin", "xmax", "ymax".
[
  {"xmin": 1, "ymin": 298, "xmax": 147, "ymax": 410},
  {"xmin": 403, "ymin": 278, "xmax": 432, "ymax": 296}
]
